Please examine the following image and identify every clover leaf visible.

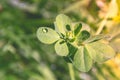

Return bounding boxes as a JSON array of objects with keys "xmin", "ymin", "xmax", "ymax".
[
  {"xmin": 37, "ymin": 14, "xmax": 116, "ymax": 72},
  {"xmin": 55, "ymin": 14, "xmax": 72, "ymax": 34},
  {"xmin": 84, "ymin": 34, "xmax": 106, "ymax": 43},
  {"xmin": 37, "ymin": 27, "xmax": 59, "ymax": 44},
  {"xmin": 85, "ymin": 41, "xmax": 115, "ymax": 62},
  {"xmin": 73, "ymin": 46, "xmax": 93, "ymax": 72},
  {"xmin": 37, "ymin": 14, "xmax": 73, "ymax": 56},
  {"xmin": 55, "ymin": 40, "xmax": 69, "ymax": 56},
  {"xmin": 76, "ymin": 30, "xmax": 90, "ymax": 45}
]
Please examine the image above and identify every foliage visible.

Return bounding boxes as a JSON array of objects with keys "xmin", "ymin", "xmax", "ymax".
[
  {"xmin": 37, "ymin": 14, "xmax": 115, "ymax": 72},
  {"xmin": 0, "ymin": 0, "xmax": 120, "ymax": 80}
]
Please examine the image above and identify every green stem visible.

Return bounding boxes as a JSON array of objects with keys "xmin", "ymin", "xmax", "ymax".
[{"xmin": 68, "ymin": 63, "xmax": 75, "ymax": 80}]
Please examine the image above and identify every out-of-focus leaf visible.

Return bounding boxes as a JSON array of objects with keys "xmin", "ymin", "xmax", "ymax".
[
  {"xmin": 55, "ymin": 14, "xmax": 72, "ymax": 34},
  {"xmin": 37, "ymin": 27, "xmax": 59, "ymax": 44},
  {"xmin": 87, "ymin": 0, "xmax": 99, "ymax": 18},
  {"xmin": 29, "ymin": 75, "xmax": 44, "ymax": 80},
  {"xmin": 55, "ymin": 40, "xmax": 69, "ymax": 56},
  {"xmin": 85, "ymin": 34, "xmax": 105, "ymax": 43},
  {"xmin": 110, "ymin": 38, "xmax": 120, "ymax": 53},
  {"xmin": 0, "ymin": 71, "xmax": 5, "ymax": 80},
  {"xmin": 5, "ymin": 75, "xmax": 17, "ymax": 80},
  {"xmin": 85, "ymin": 41, "xmax": 115, "ymax": 62},
  {"xmin": 37, "ymin": 65, "xmax": 56, "ymax": 80},
  {"xmin": 73, "ymin": 46, "xmax": 93, "ymax": 72}
]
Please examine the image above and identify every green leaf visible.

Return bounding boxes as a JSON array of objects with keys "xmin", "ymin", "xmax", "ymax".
[
  {"xmin": 85, "ymin": 42, "xmax": 115, "ymax": 62},
  {"xmin": 76, "ymin": 30, "xmax": 90, "ymax": 45},
  {"xmin": 64, "ymin": 43, "xmax": 78, "ymax": 63},
  {"xmin": 55, "ymin": 40, "xmax": 69, "ymax": 56},
  {"xmin": 80, "ymin": 22, "xmax": 90, "ymax": 32},
  {"xmin": 55, "ymin": 14, "xmax": 72, "ymax": 34},
  {"xmin": 85, "ymin": 35, "xmax": 105, "ymax": 43},
  {"xmin": 73, "ymin": 46, "xmax": 93, "ymax": 72},
  {"xmin": 66, "ymin": 24, "xmax": 71, "ymax": 31},
  {"xmin": 37, "ymin": 27, "xmax": 59, "ymax": 44},
  {"xmin": 74, "ymin": 23, "xmax": 82, "ymax": 36},
  {"xmin": 73, "ymin": 22, "xmax": 90, "ymax": 32}
]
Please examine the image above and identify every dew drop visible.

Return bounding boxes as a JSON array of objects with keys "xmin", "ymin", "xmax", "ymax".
[{"xmin": 42, "ymin": 28, "xmax": 48, "ymax": 33}]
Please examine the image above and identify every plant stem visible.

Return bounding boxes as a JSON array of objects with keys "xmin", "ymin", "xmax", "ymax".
[
  {"xmin": 68, "ymin": 63, "xmax": 75, "ymax": 80},
  {"xmin": 109, "ymin": 32, "xmax": 120, "ymax": 41},
  {"xmin": 96, "ymin": 19, "xmax": 107, "ymax": 35},
  {"xmin": 96, "ymin": 0, "xmax": 114, "ymax": 35}
]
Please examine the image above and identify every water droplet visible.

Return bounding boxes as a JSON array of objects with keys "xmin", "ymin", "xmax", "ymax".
[{"xmin": 42, "ymin": 28, "xmax": 48, "ymax": 33}]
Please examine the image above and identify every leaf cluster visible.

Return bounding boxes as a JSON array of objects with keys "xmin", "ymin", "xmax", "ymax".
[{"xmin": 37, "ymin": 14, "xmax": 115, "ymax": 72}]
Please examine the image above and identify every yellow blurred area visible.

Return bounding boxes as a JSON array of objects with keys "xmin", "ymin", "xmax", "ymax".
[
  {"xmin": 104, "ymin": 53, "xmax": 120, "ymax": 78},
  {"xmin": 113, "ymin": 14, "xmax": 120, "ymax": 23}
]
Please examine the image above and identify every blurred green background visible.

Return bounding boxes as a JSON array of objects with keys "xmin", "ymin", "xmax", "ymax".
[{"xmin": 0, "ymin": 0, "xmax": 120, "ymax": 80}]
